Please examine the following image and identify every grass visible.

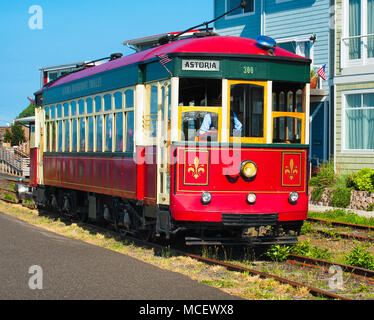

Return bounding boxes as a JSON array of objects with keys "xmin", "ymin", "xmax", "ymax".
[{"xmin": 308, "ymin": 209, "xmax": 374, "ymax": 227}]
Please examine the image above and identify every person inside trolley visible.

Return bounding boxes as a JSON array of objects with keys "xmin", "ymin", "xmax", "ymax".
[{"xmin": 198, "ymin": 110, "xmax": 242, "ymax": 141}]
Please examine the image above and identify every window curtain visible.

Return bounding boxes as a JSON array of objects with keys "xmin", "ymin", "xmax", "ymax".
[
  {"xmin": 368, "ymin": 0, "xmax": 374, "ymax": 58},
  {"xmin": 345, "ymin": 93, "xmax": 374, "ymax": 150},
  {"xmin": 349, "ymin": 0, "xmax": 361, "ymax": 60}
]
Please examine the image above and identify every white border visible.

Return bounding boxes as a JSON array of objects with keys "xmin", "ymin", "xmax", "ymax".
[
  {"xmin": 225, "ymin": 0, "xmax": 255, "ymax": 20},
  {"xmin": 341, "ymin": 88, "xmax": 374, "ymax": 154}
]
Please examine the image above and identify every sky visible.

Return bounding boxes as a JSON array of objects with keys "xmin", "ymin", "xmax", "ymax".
[{"xmin": 0, "ymin": 0, "xmax": 213, "ymax": 124}]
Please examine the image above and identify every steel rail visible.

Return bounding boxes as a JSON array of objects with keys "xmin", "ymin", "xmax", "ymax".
[
  {"xmin": 307, "ymin": 217, "xmax": 374, "ymax": 232},
  {"xmin": 312, "ymin": 226, "xmax": 374, "ymax": 242},
  {"xmin": 287, "ymin": 254, "xmax": 374, "ymax": 280},
  {"xmin": 178, "ymin": 252, "xmax": 352, "ymax": 300}
]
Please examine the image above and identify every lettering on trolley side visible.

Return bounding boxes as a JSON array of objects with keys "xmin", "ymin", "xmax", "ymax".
[
  {"xmin": 242, "ymin": 65, "xmax": 255, "ymax": 75},
  {"xmin": 182, "ymin": 59, "xmax": 220, "ymax": 72}
]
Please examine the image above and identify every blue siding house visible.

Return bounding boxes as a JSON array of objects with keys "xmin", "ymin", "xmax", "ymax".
[{"xmin": 214, "ymin": 0, "xmax": 332, "ymax": 167}]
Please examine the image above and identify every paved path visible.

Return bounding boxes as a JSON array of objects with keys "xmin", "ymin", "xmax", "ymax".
[{"xmin": 0, "ymin": 212, "xmax": 239, "ymax": 300}]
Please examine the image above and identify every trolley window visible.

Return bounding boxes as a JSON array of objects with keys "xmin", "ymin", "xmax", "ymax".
[
  {"xmin": 272, "ymin": 83, "xmax": 306, "ymax": 144},
  {"xmin": 65, "ymin": 119, "xmax": 70, "ymax": 152},
  {"xmin": 178, "ymin": 78, "xmax": 222, "ymax": 142},
  {"xmin": 228, "ymin": 81, "xmax": 267, "ymax": 144}
]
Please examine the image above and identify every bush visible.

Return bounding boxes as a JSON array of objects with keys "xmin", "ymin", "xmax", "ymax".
[
  {"xmin": 311, "ymin": 186, "xmax": 325, "ymax": 202},
  {"xmin": 292, "ymin": 240, "xmax": 331, "ymax": 260},
  {"xmin": 330, "ymin": 186, "xmax": 352, "ymax": 208},
  {"xmin": 312, "ymin": 160, "xmax": 336, "ymax": 187},
  {"xmin": 344, "ymin": 243, "xmax": 374, "ymax": 270},
  {"xmin": 265, "ymin": 245, "xmax": 293, "ymax": 262},
  {"xmin": 309, "ymin": 160, "xmax": 336, "ymax": 202},
  {"xmin": 353, "ymin": 168, "xmax": 374, "ymax": 192}
]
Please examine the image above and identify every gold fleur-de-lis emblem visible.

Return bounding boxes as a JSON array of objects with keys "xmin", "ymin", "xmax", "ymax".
[
  {"xmin": 285, "ymin": 159, "xmax": 298, "ymax": 180},
  {"xmin": 188, "ymin": 157, "xmax": 205, "ymax": 179}
]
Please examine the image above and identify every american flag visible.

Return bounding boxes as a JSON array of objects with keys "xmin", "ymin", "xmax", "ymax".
[
  {"xmin": 317, "ymin": 64, "xmax": 326, "ymax": 81},
  {"xmin": 157, "ymin": 54, "xmax": 172, "ymax": 66}
]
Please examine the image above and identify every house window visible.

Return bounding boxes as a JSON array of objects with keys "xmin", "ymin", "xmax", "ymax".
[
  {"xmin": 278, "ymin": 40, "xmax": 313, "ymax": 60},
  {"xmin": 226, "ymin": 0, "xmax": 254, "ymax": 18},
  {"xmin": 344, "ymin": 91, "xmax": 374, "ymax": 150},
  {"xmin": 343, "ymin": 0, "xmax": 374, "ymax": 65}
]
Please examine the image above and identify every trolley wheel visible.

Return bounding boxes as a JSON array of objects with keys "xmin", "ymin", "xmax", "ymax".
[{"xmin": 78, "ymin": 210, "xmax": 88, "ymax": 222}]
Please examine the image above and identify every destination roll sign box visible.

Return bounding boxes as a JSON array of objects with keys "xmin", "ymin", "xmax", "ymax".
[{"xmin": 182, "ymin": 59, "xmax": 220, "ymax": 72}]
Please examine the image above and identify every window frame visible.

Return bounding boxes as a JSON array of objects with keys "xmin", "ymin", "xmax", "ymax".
[
  {"xmin": 42, "ymin": 86, "xmax": 136, "ymax": 154},
  {"xmin": 341, "ymin": 88, "xmax": 374, "ymax": 153},
  {"xmin": 225, "ymin": 0, "xmax": 255, "ymax": 20},
  {"xmin": 342, "ymin": 0, "xmax": 374, "ymax": 67},
  {"xmin": 227, "ymin": 80, "xmax": 268, "ymax": 144}
]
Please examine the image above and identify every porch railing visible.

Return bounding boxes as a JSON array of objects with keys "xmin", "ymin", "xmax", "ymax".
[{"xmin": 341, "ymin": 34, "xmax": 374, "ymax": 68}]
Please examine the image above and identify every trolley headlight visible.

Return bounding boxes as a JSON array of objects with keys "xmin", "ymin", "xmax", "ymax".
[
  {"xmin": 240, "ymin": 160, "xmax": 257, "ymax": 179},
  {"xmin": 246, "ymin": 193, "xmax": 257, "ymax": 205},
  {"xmin": 289, "ymin": 192, "xmax": 299, "ymax": 204},
  {"xmin": 201, "ymin": 192, "xmax": 212, "ymax": 205}
]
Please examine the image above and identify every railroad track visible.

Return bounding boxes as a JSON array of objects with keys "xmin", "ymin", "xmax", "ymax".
[
  {"xmin": 286, "ymin": 254, "xmax": 374, "ymax": 283},
  {"xmin": 307, "ymin": 217, "xmax": 374, "ymax": 232},
  {"xmin": 307, "ymin": 217, "xmax": 374, "ymax": 242}
]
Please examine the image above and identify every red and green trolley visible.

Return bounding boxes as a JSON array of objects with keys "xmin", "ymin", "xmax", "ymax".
[{"xmin": 29, "ymin": 32, "xmax": 311, "ymax": 245}]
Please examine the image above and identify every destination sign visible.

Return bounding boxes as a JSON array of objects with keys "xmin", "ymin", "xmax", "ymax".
[{"xmin": 182, "ymin": 59, "xmax": 220, "ymax": 72}]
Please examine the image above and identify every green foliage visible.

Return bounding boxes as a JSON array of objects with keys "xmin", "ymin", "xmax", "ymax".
[
  {"xmin": 309, "ymin": 160, "xmax": 336, "ymax": 202},
  {"xmin": 352, "ymin": 283, "xmax": 370, "ymax": 293},
  {"xmin": 309, "ymin": 209, "xmax": 374, "ymax": 227},
  {"xmin": 17, "ymin": 103, "xmax": 35, "ymax": 119},
  {"xmin": 265, "ymin": 241, "xmax": 332, "ymax": 262},
  {"xmin": 311, "ymin": 187, "xmax": 324, "ymax": 202},
  {"xmin": 6, "ymin": 122, "xmax": 26, "ymax": 146},
  {"xmin": 344, "ymin": 243, "xmax": 374, "ymax": 270},
  {"xmin": 3, "ymin": 129, "xmax": 12, "ymax": 143},
  {"xmin": 352, "ymin": 168, "xmax": 374, "ymax": 192},
  {"xmin": 265, "ymin": 244, "xmax": 293, "ymax": 262},
  {"xmin": 292, "ymin": 240, "xmax": 331, "ymax": 260},
  {"xmin": 311, "ymin": 160, "xmax": 336, "ymax": 187},
  {"xmin": 291, "ymin": 240, "xmax": 311, "ymax": 255},
  {"xmin": 300, "ymin": 222, "xmax": 314, "ymax": 235},
  {"xmin": 330, "ymin": 186, "xmax": 352, "ymax": 208},
  {"xmin": 3, "ymin": 194, "xmax": 15, "ymax": 201}
]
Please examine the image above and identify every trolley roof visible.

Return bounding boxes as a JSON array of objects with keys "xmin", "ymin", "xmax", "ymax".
[
  {"xmin": 44, "ymin": 36, "xmax": 309, "ymax": 89},
  {"xmin": 36, "ymin": 36, "xmax": 311, "ymax": 105}
]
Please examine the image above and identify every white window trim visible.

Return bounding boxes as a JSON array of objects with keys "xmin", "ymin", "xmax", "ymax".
[
  {"xmin": 342, "ymin": 0, "xmax": 374, "ymax": 68},
  {"xmin": 276, "ymin": 35, "xmax": 315, "ymax": 61},
  {"xmin": 275, "ymin": 0, "xmax": 293, "ymax": 3},
  {"xmin": 341, "ymin": 88, "xmax": 374, "ymax": 154},
  {"xmin": 225, "ymin": 0, "xmax": 255, "ymax": 20}
]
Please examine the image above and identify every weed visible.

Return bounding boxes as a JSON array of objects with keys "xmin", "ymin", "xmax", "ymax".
[
  {"xmin": 200, "ymin": 280, "xmax": 235, "ymax": 288},
  {"xmin": 291, "ymin": 240, "xmax": 331, "ymax": 260},
  {"xmin": 330, "ymin": 187, "xmax": 352, "ymax": 208},
  {"xmin": 344, "ymin": 243, "xmax": 374, "ymax": 270},
  {"xmin": 300, "ymin": 222, "xmax": 313, "ymax": 235},
  {"xmin": 3, "ymin": 194, "xmax": 15, "ymax": 202},
  {"xmin": 308, "ymin": 209, "xmax": 374, "ymax": 227},
  {"xmin": 352, "ymin": 283, "xmax": 370, "ymax": 293},
  {"xmin": 265, "ymin": 245, "xmax": 293, "ymax": 262}
]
